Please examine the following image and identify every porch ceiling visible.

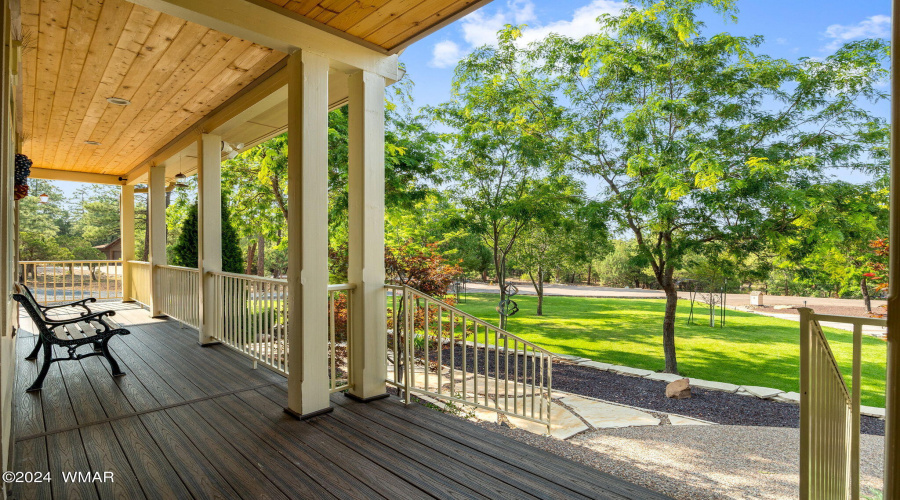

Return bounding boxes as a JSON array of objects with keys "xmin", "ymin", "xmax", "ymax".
[
  {"xmin": 20, "ymin": 0, "xmax": 286, "ymax": 177},
  {"xmin": 259, "ymin": 0, "xmax": 491, "ymax": 52}
]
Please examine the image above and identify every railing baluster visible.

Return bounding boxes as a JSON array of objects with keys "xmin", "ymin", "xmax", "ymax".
[{"xmin": 437, "ymin": 306, "xmax": 443, "ymax": 396}]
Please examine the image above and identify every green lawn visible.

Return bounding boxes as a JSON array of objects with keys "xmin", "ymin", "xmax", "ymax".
[{"xmin": 453, "ymin": 293, "xmax": 887, "ymax": 408}]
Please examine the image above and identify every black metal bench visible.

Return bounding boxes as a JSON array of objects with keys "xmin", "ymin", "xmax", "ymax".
[{"xmin": 14, "ymin": 284, "xmax": 130, "ymax": 392}]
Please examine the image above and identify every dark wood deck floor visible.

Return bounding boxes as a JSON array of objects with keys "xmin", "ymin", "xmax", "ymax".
[{"xmin": 12, "ymin": 303, "xmax": 668, "ymax": 499}]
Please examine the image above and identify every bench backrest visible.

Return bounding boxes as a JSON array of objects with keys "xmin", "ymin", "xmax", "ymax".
[{"xmin": 14, "ymin": 284, "xmax": 54, "ymax": 339}]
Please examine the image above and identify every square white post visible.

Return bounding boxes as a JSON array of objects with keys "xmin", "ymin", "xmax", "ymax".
[
  {"xmin": 120, "ymin": 185, "xmax": 135, "ymax": 301},
  {"xmin": 347, "ymin": 70, "xmax": 387, "ymax": 401},
  {"xmin": 198, "ymin": 133, "xmax": 222, "ymax": 345},
  {"xmin": 285, "ymin": 49, "xmax": 332, "ymax": 419},
  {"xmin": 884, "ymin": 0, "xmax": 900, "ymax": 494},
  {"xmin": 148, "ymin": 165, "xmax": 167, "ymax": 316}
]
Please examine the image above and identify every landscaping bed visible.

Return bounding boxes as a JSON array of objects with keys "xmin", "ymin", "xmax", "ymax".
[{"xmin": 551, "ymin": 361, "xmax": 886, "ymax": 436}]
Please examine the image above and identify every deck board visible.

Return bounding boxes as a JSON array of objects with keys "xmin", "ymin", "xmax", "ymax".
[{"xmin": 11, "ymin": 303, "xmax": 670, "ymax": 500}]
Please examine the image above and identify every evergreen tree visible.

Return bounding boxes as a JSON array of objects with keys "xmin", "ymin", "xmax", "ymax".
[{"xmin": 170, "ymin": 196, "xmax": 243, "ymax": 273}]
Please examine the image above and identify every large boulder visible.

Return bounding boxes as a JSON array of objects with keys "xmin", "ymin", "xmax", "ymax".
[{"xmin": 666, "ymin": 378, "xmax": 692, "ymax": 399}]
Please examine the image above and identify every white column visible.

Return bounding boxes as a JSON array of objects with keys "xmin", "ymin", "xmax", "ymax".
[
  {"xmin": 285, "ymin": 49, "xmax": 331, "ymax": 419},
  {"xmin": 347, "ymin": 70, "xmax": 387, "ymax": 401},
  {"xmin": 120, "ymin": 185, "xmax": 135, "ymax": 301},
  {"xmin": 198, "ymin": 133, "xmax": 222, "ymax": 345},
  {"xmin": 148, "ymin": 165, "xmax": 167, "ymax": 316}
]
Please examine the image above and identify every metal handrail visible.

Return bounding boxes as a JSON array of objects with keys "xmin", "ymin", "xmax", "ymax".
[
  {"xmin": 386, "ymin": 284, "xmax": 553, "ymax": 432},
  {"xmin": 799, "ymin": 309, "xmax": 883, "ymax": 500}
]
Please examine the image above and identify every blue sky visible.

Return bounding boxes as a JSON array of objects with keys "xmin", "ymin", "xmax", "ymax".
[{"xmin": 399, "ymin": 0, "xmax": 891, "ymax": 111}]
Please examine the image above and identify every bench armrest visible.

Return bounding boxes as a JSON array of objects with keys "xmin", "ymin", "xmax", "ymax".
[
  {"xmin": 43, "ymin": 309, "xmax": 116, "ymax": 326},
  {"xmin": 41, "ymin": 297, "xmax": 96, "ymax": 314}
]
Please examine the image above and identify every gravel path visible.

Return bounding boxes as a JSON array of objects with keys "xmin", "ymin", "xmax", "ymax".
[{"xmin": 475, "ymin": 422, "xmax": 884, "ymax": 499}]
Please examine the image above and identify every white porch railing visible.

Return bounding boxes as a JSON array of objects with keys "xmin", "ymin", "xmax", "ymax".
[
  {"xmin": 157, "ymin": 265, "xmax": 200, "ymax": 329},
  {"xmin": 799, "ymin": 308, "xmax": 886, "ymax": 500},
  {"xmin": 209, "ymin": 271, "xmax": 353, "ymax": 392},
  {"xmin": 19, "ymin": 260, "xmax": 123, "ymax": 303},
  {"xmin": 385, "ymin": 285, "xmax": 553, "ymax": 431},
  {"xmin": 128, "ymin": 261, "xmax": 152, "ymax": 306}
]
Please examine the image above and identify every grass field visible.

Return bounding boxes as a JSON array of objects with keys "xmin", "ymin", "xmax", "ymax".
[{"xmin": 453, "ymin": 293, "xmax": 888, "ymax": 407}]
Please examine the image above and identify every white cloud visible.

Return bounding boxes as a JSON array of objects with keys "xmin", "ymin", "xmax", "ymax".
[
  {"xmin": 429, "ymin": 0, "xmax": 624, "ymax": 69},
  {"xmin": 775, "ymin": 37, "xmax": 788, "ymax": 45},
  {"xmin": 430, "ymin": 40, "xmax": 464, "ymax": 68},
  {"xmin": 822, "ymin": 14, "xmax": 890, "ymax": 51}
]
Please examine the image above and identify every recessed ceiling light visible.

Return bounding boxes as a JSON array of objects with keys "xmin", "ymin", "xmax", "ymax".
[
  {"xmin": 84, "ymin": 140, "xmax": 102, "ymax": 146},
  {"xmin": 106, "ymin": 97, "xmax": 131, "ymax": 106}
]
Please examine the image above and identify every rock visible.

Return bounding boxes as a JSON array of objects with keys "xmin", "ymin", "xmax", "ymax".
[
  {"xmin": 740, "ymin": 385, "xmax": 784, "ymax": 399},
  {"xmin": 666, "ymin": 378, "xmax": 692, "ymax": 399}
]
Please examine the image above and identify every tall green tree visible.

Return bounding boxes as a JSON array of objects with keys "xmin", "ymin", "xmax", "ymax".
[
  {"xmin": 532, "ymin": 2, "xmax": 888, "ymax": 373},
  {"xmin": 434, "ymin": 29, "xmax": 566, "ymax": 328},
  {"xmin": 170, "ymin": 197, "xmax": 243, "ymax": 273}
]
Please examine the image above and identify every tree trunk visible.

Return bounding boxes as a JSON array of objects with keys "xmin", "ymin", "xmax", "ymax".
[
  {"xmin": 245, "ymin": 241, "xmax": 256, "ymax": 275},
  {"xmin": 861, "ymin": 277, "xmax": 872, "ymax": 313},
  {"xmin": 586, "ymin": 264, "xmax": 592, "ymax": 286},
  {"xmin": 481, "ymin": 269, "xmax": 487, "ymax": 281},
  {"xmin": 257, "ymin": 234, "xmax": 265, "ymax": 276},
  {"xmin": 536, "ymin": 267, "xmax": 544, "ymax": 316},
  {"xmin": 661, "ymin": 281, "xmax": 679, "ymax": 374}
]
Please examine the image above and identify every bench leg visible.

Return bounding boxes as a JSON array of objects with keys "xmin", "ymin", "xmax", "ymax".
[
  {"xmin": 26, "ymin": 343, "xmax": 53, "ymax": 392},
  {"xmin": 25, "ymin": 335, "xmax": 43, "ymax": 361},
  {"xmin": 100, "ymin": 338, "xmax": 125, "ymax": 377}
]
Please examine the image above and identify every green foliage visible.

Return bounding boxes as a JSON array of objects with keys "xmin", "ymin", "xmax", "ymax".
[
  {"xmin": 169, "ymin": 197, "xmax": 243, "ymax": 273},
  {"xmin": 19, "ymin": 180, "xmax": 113, "ymax": 261},
  {"xmin": 595, "ymin": 240, "xmax": 654, "ymax": 288}
]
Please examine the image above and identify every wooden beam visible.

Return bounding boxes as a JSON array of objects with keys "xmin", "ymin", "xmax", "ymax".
[
  {"xmin": 347, "ymin": 70, "xmax": 387, "ymax": 400},
  {"xmin": 285, "ymin": 50, "xmax": 331, "ymax": 419},
  {"xmin": 121, "ymin": 185, "xmax": 135, "ymax": 301},
  {"xmin": 197, "ymin": 133, "xmax": 222, "ymax": 345},
  {"xmin": 30, "ymin": 167, "xmax": 126, "ymax": 185},
  {"xmin": 126, "ymin": 0, "xmax": 400, "ymax": 80}
]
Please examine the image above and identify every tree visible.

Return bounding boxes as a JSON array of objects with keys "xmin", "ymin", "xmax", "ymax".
[
  {"xmin": 170, "ymin": 197, "xmax": 243, "ymax": 273},
  {"xmin": 434, "ymin": 28, "xmax": 565, "ymax": 328},
  {"xmin": 533, "ymin": 2, "xmax": 888, "ymax": 373},
  {"xmin": 71, "ymin": 185, "xmax": 121, "ymax": 246}
]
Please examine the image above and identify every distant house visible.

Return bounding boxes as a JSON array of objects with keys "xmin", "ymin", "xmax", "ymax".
[{"xmin": 94, "ymin": 238, "xmax": 121, "ymax": 260}]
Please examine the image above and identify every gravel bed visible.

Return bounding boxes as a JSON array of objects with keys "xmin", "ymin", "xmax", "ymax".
[
  {"xmin": 471, "ymin": 421, "xmax": 884, "ymax": 500},
  {"xmin": 421, "ymin": 343, "xmax": 884, "ymax": 435}
]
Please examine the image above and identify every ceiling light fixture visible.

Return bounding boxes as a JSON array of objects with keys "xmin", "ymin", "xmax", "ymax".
[
  {"xmin": 106, "ymin": 97, "xmax": 131, "ymax": 106},
  {"xmin": 174, "ymin": 172, "xmax": 186, "ymax": 180},
  {"xmin": 84, "ymin": 140, "xmax": 101, "ymax": 146}
]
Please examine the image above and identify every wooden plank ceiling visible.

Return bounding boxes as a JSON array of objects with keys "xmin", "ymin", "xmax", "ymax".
[
  {"xmin": 20, "ymin": 0, "xmax": 285, "ymax": 176},
  {"xmin": 261, "ymin": 0, "xmax": 485, "ymax": 51}
]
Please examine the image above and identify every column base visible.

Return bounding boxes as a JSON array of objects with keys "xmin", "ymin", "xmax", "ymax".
[
  {"xmin": 198, "ymin": 340, "xmax": 222, "ymax": 347},
  {"xmin": 284, "ymin": 406, "xmax": 333, "ymax": 420},
  {"xmin": 345, "ymin": 392, "xmax": 390, "ymax": 403}
]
